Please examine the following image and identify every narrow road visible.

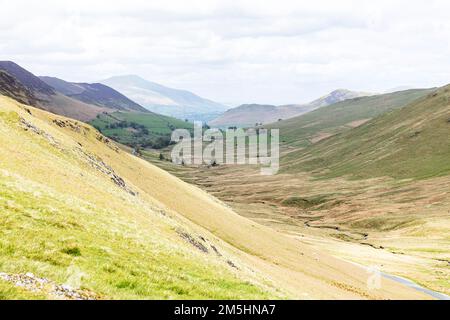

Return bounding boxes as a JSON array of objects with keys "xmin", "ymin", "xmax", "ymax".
[{"xmin": 381, "ymin": 273, "xmax": 450, "ymax": 300}]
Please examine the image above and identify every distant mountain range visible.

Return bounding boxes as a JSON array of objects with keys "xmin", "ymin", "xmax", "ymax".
[
  {"xmin": 101, "ymin": 75, "xmax": 229, "ymax": 122},
  {"xmin": 0, "ymin": 61, "xmax": 152, "ymax": 121},
  {"xmin": 0, "ymin": 61, "xmax": 110, "ymax": 121},
  {"xmin": 39, "ymin": 77, "xmax": 148, "ymax": 113},
  {"xmin": 209, "ymin": 89, "xmax": 373, "ymax": 127}
]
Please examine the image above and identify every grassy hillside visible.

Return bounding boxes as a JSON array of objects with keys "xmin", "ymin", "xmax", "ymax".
[
  {"xmin": 0, "ymin": 94, "xmax": 428, "ymax": 299},
  {"xmin": 154, "ymin": 158, "xmax": 450, "ymax": 296},
  {"xmin": 284, "ymin": 85, "xmax": 450, "ymax": 180},
  {"xmin": 0, "ymin": 95, "xmax": 280, "ymax": 299},
  {"xmin": 90, "ymin": 111, "xmax": 192, "ymax": 149},
  {"xmin": 267, "ymin": 89, "xmax": 434, "ymax": 148}
]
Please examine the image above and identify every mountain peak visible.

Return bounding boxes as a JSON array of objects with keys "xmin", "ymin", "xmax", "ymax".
[
  {"xmin": 100, "ymin": 75, "xmax": 229, "ymax": 119},
  {"xmin": 308, "ymin": 89, "xmax": 372, "ymax": 108}
]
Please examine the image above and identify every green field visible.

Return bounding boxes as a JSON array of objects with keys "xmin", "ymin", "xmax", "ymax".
[{"xmin": 90, "ymin": 111, "xmax": 193, "ymax": 149}]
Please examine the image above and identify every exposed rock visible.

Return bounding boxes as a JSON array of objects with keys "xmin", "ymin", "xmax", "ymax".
[
  {"xmin": 19, "ymin": 117, "xmax": 59, "ymax": 146},
  {"xmin": 210, "ymin": 244, "xmax": 222, "ymax": 257},
  {"xmin": 226, "ymin": 260, "xmax": 239, "ymax": 269},
  {"xmin": 77, "ymin": 148, "xmax": 136, "ymax": 196},
  {"xmin": 53, "ymin": 119, "xmax": 81, "ymax": 133},
  {"xmin": 0, "ymin": 272, "xmax": 98, "ymax": 300},
  {"xmin": 96, "ymin": 133, "xmax": 119, "ymax": 152},
  {"xmin": 177, "ymin": 230, "xmax": 209, "ymax": 253}
]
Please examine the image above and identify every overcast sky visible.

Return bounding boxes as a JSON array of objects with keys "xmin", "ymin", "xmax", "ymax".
[{"xmin": 1, "ymin": 0, "xmax": 449, "ymax": 106}]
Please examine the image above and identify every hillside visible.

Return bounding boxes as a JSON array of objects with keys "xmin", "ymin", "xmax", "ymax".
[
  {"xmin": 40, "ymin": 77, "xmax": 148, "ymax": 113},
  {"xmin": 267, "ymin": 88, "xmax": 434, "ymax": 148},
  {"xmin": 101, "ymin": 75, "xmax": 229, "ymax": 121},
  {"xmin": 0, "ymin": 61, "xmax": 107, "ymax": 121},
  {"xmin": 283, "ymin": 85, "xmax": 450, "ymax": 179},
  {"xmin": 0, "ymin": 70, "xmax": 39, "ymax": 106},
  {"xmin": 0, "ymin": 61, "xmax": 55, "ymax": 96},
  {"xmin": 209, "ymin": 89, "xmax": 372, "ymax": 127},
  {"xmin": 89, "ymin": 111, "xmax": 192, "ymax": 149},
  {"xmin": 0, "ymin": 94, "xmax": 428, "ymax": 299}
]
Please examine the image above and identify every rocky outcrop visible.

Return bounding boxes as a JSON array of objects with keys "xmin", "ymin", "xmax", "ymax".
[{"xmin": 0, "ymin": 272, "xmax": 98, "ymax": 300}]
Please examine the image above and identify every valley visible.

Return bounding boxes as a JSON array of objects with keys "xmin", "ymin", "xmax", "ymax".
[
  {"xmin": 143, "ymin": 85, "xmax": 450, "ymax": 297},
  {"xmin": 144, "ymin": 153, "xmax": 450, "ymax": 297},
  {"xmin": 2, "ymin": 0, "xmax": 450, "ymax": 305},
  {"xmin": 0, "ymin": 61, "xmax": 448, "ymax": 300},
  {"xmin": 0, "ymin": 95, "xmax": 432, "ymax": 299}
]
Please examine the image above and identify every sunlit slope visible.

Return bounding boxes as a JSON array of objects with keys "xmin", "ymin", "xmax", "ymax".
[
  {"xmin": 284, "ymin": 85, "xmax": 450, "ymax": 179},
  {"xmin": 0, "ymin": 96, "xmax": 280, "ymax": 299},
  {"xmin": 267, "ymin": 89, "xmax": 433, "ymax": 149},
  {"xmin": 0, "ymin": 96, "xmax": 428, "ymax": 299}
]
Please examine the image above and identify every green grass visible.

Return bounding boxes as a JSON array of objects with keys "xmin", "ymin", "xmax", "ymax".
[
  {"xmin": 0, "ymin": 99, "xmax": 281, "ymax": 299},
  {"xmin": 89, "ymin": 111, "xmax": 192, "ymax": 148},
  {"xmin": 282, "ymin": 86, "xmax": 450, "ymax": 180},
  {"xmin": 281, "ymin": 195, "xmax": 329, "ymax": 209},
  {"xmin": 350, "ymin": 216, "xmax": 422, "ymax": 232},
  {"xmin": 266, "ymin": 89, "xmax": 433, "ymax": 149},
  {"xmin": 0, "ymin": 169, "xmax": 275, "ymax": 300},
  {"xmin": 0, "ymin": 281, "xmax": 47, "ymax": 300}
]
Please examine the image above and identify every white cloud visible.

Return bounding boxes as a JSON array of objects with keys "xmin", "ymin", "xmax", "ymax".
[{"xmin": 0, "ymin": 0, "xmax": 449, "ymax": 105}]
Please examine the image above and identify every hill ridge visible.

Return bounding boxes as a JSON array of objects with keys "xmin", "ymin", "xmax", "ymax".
[
  {"xmin": 40, "ymin": 76, "xmax": 148, "ymax": 113},
  {"xmin": 209, "ymin": 89, "xmax": 372, "ymax": 127},
  {"xmin": 283, "ymin": 85, "xmax": 450, "ymax": 179}
]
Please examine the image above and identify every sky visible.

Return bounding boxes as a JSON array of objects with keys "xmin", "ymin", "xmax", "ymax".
[{"xmin": 1, "ymin": 0, "xmax": 450, "ymax": 106}]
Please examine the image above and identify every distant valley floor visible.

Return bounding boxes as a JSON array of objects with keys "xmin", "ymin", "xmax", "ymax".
[{"xmin": 143, "ymin": 151, "xmax": 450, "ymax": 297}]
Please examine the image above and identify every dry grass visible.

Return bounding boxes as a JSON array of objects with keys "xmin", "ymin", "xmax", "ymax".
[
  {"xmin": 0, "ymin": 95, "xmax": 432, "ymax": 299},
  {"xmin": 149, "ymin": 157, "xmax": 450, "ymax": 296}
]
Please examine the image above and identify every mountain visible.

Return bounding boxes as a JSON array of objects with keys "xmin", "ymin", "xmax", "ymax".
[
  {"xmin": 209, "ymin": 89, "xmax": 372, "ymax": 127},
  {"xmin": 101, "ymin": 75, "xmax": 229, "ymax": 121},
  {"xmin": 0, "ymin": 62, "xmax": 194, "ymax": 150},
  {"xmin": 0, "ymin": 94, "xmax": 426, "ymax": 299},
  {"xmin": 307, "ymin": 89, "xmax": 373, "ymax": 108},
  {"xmin": 208, "ymin": 103, "xmax": 308, "ymax": 127},
  {"xmin": 0, "ymin": 61, "xmax": 106, "ymax": 121},
  {"xmin": 283, "ymin": 85, "xmax": 450, "ymax": 180},
  {"xmin": 0, "ymin": 70, "xmax": 40, "ymax": 106},
  {"xmin": 40, "ymin": 76, "xmax": 148, "ymax": 113},
  {"xmin": 0, "ymin": 61, "xmax": 55, "ymax": 96},
  {"xmin": 266, "ymin": 88, "xmax": 434, "ymax": 148}
]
